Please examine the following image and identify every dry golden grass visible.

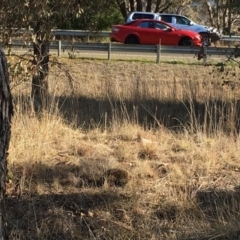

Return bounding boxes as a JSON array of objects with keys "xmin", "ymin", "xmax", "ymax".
[{"xmin": 6, "ymin": 57, "xmax": 240, "ymax": 239}]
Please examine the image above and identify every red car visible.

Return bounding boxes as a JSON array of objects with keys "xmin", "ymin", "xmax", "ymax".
[{"xmin": 110, "ymin": 19, "xmax": 203, "ymax": 47}]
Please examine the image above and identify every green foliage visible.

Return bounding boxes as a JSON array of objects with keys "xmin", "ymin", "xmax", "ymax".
[
  {"xmin": 94, "ymin": 8, "xmax": 124, "ymax": 30},
  {"xmin": 56, "ymin": 2, "xmax": 123, "ymax": 31}
]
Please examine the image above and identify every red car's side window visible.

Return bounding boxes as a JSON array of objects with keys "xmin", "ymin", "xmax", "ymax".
[
  {"xmin": 137, "ymin": 21, "xmax": 150, "ymax": 28},
  {"xmin": 155, "ymin": 22, "xmax": 170, "ymax": 30}
]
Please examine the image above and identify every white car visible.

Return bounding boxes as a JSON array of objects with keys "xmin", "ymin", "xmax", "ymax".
[
  {"xmin": 158, "ymin": 13, "xmax": 222, "ymax": 44},
  {"xmin": 126, "ymin": 12, "xmax": 160, "ymax": 23}
]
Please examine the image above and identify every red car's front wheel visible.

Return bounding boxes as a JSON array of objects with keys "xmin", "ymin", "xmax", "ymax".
[{"xmin": 179, "ymin": 37, "xmax": 193, "ymax": 46}]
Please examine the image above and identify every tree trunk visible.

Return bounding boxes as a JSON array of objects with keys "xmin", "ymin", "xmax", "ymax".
[
  {"xmin": 216, "ymin": 1, "xmax": 220, "ymax": 31},
  {"xmin": 31, "ymin": 22, "xmax": 50, "ymax": 113},
  {"xmin": 222, "ymin": 5, "xmax": 227, "ymax": 34},
  {"xmin": 0, "ymin": 47, "xmax": 13, "ymax": 239},
  {"xmin": 129, "ymin": 0, "xmax": 135, "ymax": 12},
  {"xmin": 146, "ymin": 0, "xmax": 152, "ymax": 12},
  {"xmin": 205, "ymin": 0, "xmax": 214, "ymax": 26},
  {"xmin": 155, "ymin": 0, "xmax": 162, "ymax": 12},
  {"xmin": 227, "ymin": 0, "xmax": 233, "ymax": 35},
  {"xmin": 116, "ymin": 0, "xmax": 128, "ymax": 18},
  {"xmin": 136, "ymin": 0, "xmax": 143, "ymax": 11}
]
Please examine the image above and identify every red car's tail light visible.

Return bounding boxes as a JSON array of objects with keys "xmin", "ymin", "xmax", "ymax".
[{"xmin": 112, "ymin": 27, "xmax": 120, "ymax": 32}]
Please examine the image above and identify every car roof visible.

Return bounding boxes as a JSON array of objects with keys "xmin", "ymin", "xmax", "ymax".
[
  {"xmin": 128, "ymin": 12, "xmax": 188, "ymax": 18},
  {"xmin": 129, "ymin": 19, "xmax": 165, "ymax": 24},
  {"xmin": 127, "ymin": 19, "xmax": 176, "ymax": 28},
  {"xmin": 128, "ymin": 11, "xmax": 187, "ymax": 18},
  {"xmin": 159, "ymin": 13, "xmax": 190, "ymax": 18},
  {"xmin": 129, "ymin": 11, "xmax": 157, "ymax": 14}
]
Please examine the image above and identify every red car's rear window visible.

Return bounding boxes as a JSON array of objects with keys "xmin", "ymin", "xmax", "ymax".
[{"xmin": 124, "ymin": 21, "xmax": 136, "ymax": 26}]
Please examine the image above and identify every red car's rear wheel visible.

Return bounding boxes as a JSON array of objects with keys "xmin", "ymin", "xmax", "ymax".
[{"xmin": 125, "ymin": 35, "xmax": 139, "ymax": 44}]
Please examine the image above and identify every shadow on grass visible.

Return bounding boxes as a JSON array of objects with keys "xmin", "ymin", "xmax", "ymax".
[
  {"xmin": 13, "ymin": 86, "xmax": 240, "ymax": 134},
  {"xmin": 6, "ymin": 184, "xmax": 240, "ymax": 240},
  {"xmin": 6, "ymin": 191, "xmax": 133, "ymax": 239},
  {"xmin": 192, "ymin": 187, "xmax": 240, "ymax": 240},
  {"xmin": 6, "ymin": 161, "xmax": 240, "ymax": 239},
  {"xmin": 6, "ymin": 161, "xmax": 137, "ymax": 239},
  {"xmin": 55, "ymin": 95, "xmax": 240, "ymax": 134},
  {"xmin": 196, "ymin": 187, "xmax": 240, "ymax": 223},
  {"xmin": 153, "ymin": 187, "xmax": 240, "ymax": 240}
]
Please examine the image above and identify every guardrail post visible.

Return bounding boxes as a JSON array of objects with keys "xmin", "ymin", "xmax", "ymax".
[
  {"xmin": 156, "ymin": 44, "xmax": 161, "ymax": 63},
  {"xmin": 58, "ymin": 40, "xmax": 61, "ymax": 57},
  {"xmin": 108, "ymin": 43, "xmax": 111, "ymax": 60}
]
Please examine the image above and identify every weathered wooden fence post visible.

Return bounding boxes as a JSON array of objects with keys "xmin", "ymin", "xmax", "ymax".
[
  {"xmin": 156, "ymin": 44, "xmax": 161, "ymax": 63},
  {"xmin": 58, "ymin": 40, "xmax": 61, "ymax": 57},
  {"xmin": 0, "ymin": 46, "xmax": 13, "ymax": 239},
  {"xmin": 108, "ymin": 43, "xmax": 111, "ymax": 60}
]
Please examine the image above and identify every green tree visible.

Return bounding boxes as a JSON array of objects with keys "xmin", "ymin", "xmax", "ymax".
[{"xmin": 56, "ymin": 1, "xmax": 123, "ymax": 30}]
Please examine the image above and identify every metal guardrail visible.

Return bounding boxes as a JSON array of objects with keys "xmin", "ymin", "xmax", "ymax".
[
  {"xmin": 10, "ymin": 40, "xmax": 237, "ymax": 54},
  {"xmin": 51, "ymin": 29, "xmax": 110, "ymax": 38},
  {"xmin": 9, "ymin": 40, "xmax": 237, "ymax": 63},
  {"xmin": 221, "ymin": 35, "xmax": 240, "ymax": 42}
]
